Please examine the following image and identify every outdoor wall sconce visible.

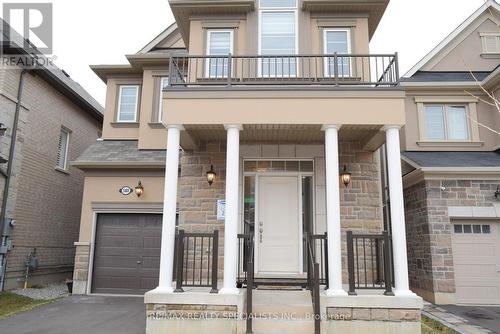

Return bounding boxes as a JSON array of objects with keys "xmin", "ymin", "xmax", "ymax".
[
  {"xmin": 135, "ymin": 181, "xmax": 144, "ymax": 197},
  {"xmin": 495, "ymin": 186, "xmax": 500, "ymax": 200},
  {"xmin": 206, "ymin": 165, "xmax": 216, "ymax": 186},
  {"xmin": 340, "ymin": 165, "xmax": 352, "ymax": 187},
  {"xmin": 0, "ymin": 124, "xmax": 6, "ymax": 136}
]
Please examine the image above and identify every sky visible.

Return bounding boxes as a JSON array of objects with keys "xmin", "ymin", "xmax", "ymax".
[{"xmin": 1, "ymin": 0, "xmax": 489, "ymax": 105}]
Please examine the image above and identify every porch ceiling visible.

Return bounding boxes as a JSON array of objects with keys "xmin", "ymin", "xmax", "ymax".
[{"xmin": 182, "ymin": 124, "xmax": 384, "ymax": 149}]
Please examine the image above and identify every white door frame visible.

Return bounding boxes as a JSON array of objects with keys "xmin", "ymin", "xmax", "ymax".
[{"xmin": 241, "ymin": 159, "xmax": 315, "ymax": 277}]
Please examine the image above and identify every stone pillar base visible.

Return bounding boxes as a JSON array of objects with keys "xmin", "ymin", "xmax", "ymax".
[
  {"xmin": 145, "ymin": 289, "xmax": 246, "ymax": 334},
  {"xmin": 72, "ymin": 242, "xmax": 90, "ymax": 294},
  {"xmin": 322, "ymin": 293, "xmax": 423, "ymax": 334}
]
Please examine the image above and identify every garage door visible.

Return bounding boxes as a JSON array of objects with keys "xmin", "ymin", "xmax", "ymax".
[
  {"xmin": 452, "ymin": 221, "xmax": 500, "ymax": 304},
  {"xmin": 91, "ymin": 213, "xmax": 162, "ymax": 295}
]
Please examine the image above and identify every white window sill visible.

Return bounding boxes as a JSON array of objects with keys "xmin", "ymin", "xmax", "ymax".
[
  {"xmin": 417, "ymin": 141, "xmax": 484, "ymax": 147},
  {"xmin": 54, "ymin": 166, "xmax": 70, "ymax": 175},
  {"xmin": 110, "ymin": 122, "xmax": 140, "ymax": 128},
  {"xmin": 148, "ymin": 122, "xmax": 165, "ymax": 129}
]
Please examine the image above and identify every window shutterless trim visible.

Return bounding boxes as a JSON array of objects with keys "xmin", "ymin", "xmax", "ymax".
[
  {"xmin": 158, "ymin": 77, "xmax": 168, "ymax": 122},
  {"xmin": 205, "ymin": 30, "xmax": 234, "ymax": 78},
  {"xmin": 56, "ymin": 127, "xmax": 70, "ymax": 171},
  {"xmin": 422, "ymin": 104, "xmax": 470, "ymax": 141},
  {"xmin": 322, "ymin": 28, "xmax": 352, "ymax": 77},
  {"xmin": 117, "ymin": 85, "xmax": 139, "ymax": 123}
]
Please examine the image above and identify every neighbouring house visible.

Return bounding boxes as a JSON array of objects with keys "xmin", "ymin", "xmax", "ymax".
[
  {"xmin": 72, "ymin": 0, "xmax": 425, "ymax": 333},
  {"xmin": 400, "ymin": 0, "xmax": 500, "ymax": 306},
  {"xmin": 0, "ymin": 21, "xmax": 104, "ymax": 290}
]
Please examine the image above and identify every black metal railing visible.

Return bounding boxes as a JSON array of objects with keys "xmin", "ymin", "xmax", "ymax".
[
  {"xmin": 305, "ymin": 233, "xmax": 321, "ymax": 334},
  {"xmin": 236, "ymin": 232, "xmax": 254, "ymax": 334},
  {"xmin": 168, "ymin": 53, "xmax": 399, "ymax": 88},
  {"xmin": 174, "ymin": 229, "xmax": 219, "ymax": 293},
  {"xmin": 306, "ymin": 233, "xmax": 329, "ymax": 287},
  {"xmin": 346, "ymin": 231, "xmax": 393, "ymax": 296}
]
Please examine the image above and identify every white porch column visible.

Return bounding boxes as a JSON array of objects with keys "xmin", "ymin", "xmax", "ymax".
[
  {"xmin": 383, "ymin": 125, "xmax": 413, "ymax": 296},
  {"xmin": 157, "ymin": 124, "xmax": 183, "ymax": 292},
  {"xmin": 220, "ymin": 124, "xmax": 242, "ymax": 295},
  {"xmin": 322, "ymin": 124, "xmax": 347, "ymax": 296}
]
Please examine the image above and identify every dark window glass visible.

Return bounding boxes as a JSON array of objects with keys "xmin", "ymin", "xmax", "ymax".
[
  {"xmin": 454, "ymin": 224, "xmax": 463, "ymax": 233},
  {"xmin": 473, "ymin": 225, "xmax": 481, "ymax": 234},
  {"xmin": 463, "ymin": 225, "xmax": 472, "ymax": 233},
  {"xmin": 482, "ymin": 225, "xmax": 491, "ymax": 234}
]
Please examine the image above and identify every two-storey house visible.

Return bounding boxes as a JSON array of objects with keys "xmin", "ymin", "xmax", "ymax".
[
  {"xmin": 73, "ymin": 1, "xmax": 423, "ymax": 333},
  {"xmin": 401, "ymin": 0, "xmax": 500, "ymax": 306}
]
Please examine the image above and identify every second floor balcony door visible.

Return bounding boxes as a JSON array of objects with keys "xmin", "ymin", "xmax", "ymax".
[{"xmin": 206, "ymin": 30, "xmax": 233, "ymax": 78}]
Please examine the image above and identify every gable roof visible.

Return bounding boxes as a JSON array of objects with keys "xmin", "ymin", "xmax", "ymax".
[
  {"xmin": 0, "ymin": 19, "xmax": 103, "ymax": 121},
  {"xmin": 137, "ymin": 23, "xmax": 184, "ymax": 54},
  {"xmin": 404, "ymin": 0, "xmax": 500, "ymax": 78}
]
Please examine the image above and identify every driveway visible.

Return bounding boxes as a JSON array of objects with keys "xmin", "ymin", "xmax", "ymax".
[
  {"xmin": 441, "ymin": 305, "xmax": 500, "ymax": 333},
  {"xmin": 0, "ymin": 295, "xmax": 145, "ymax": 334}
]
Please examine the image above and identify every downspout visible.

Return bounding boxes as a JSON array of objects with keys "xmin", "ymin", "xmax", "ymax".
[{"xmin": 0, "ymin": 68, "xmax": 28, "ymax": 291}]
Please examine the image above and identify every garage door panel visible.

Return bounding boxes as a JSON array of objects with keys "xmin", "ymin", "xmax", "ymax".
[
  {"xmin": 452, "ymin": 221, "xmax": 500, "ymax": 305},
  {"xmin": 92, "ymin": 213, "xmax": 162, "ymax": 295}
]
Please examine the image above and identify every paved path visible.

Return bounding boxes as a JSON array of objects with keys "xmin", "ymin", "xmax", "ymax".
[
  {"xmin": 424, "ymin": 302, "xmax": 497, "ymax": 334},
  {"xmin": 0, "ymin": 295, "xmax": 145, "ymax": 334}
]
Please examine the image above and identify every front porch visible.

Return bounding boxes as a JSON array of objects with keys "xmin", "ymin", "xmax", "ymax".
[{"xmin": 145, "ymin": 124, "xmax": 422, "ymax": 333}]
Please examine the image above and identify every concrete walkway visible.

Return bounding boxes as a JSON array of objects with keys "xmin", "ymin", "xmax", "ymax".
[
  {"xmin": 0, "ymin": 295, "xmax": 145, "ymax": 334},
  {"xmin": 423, "ymin": 302, "xmax": 494, "ymax": 334}
]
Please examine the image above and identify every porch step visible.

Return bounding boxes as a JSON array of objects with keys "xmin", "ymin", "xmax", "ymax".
[
  {"xmin": 252, "ymin": 289, "xmax": 314, "ymax": 319},
  {"xmin": 252, "ymin": 318, "xmax": 315, "ymax": 334}
]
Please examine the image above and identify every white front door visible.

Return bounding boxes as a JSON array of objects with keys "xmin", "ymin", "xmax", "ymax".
[{"xmin": 257, "ymin": 176, "xmax": 300, "ymax": 274}]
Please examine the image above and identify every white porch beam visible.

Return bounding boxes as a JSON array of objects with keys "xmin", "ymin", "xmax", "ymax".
[
  {"xmin": 220, "ymin": 124, "xmax": 242, "ymax": 295},
  {"xmin": 322, "ymin": 124, "xmax": 347, "ymax": 296},
  {"xmin": 383, "ymin": 125, "xmax": 414, "ymax": 296},
  {"xmin": 157, "ymin": 124, "xmax": 183, "ymax": 292}
]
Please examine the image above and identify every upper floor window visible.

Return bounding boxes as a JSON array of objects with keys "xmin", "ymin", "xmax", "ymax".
[
  {"xmin": 117, "ymin": 85, "xmax": 139, "ymax": 122},
  {"xmin": 158, "ymin": 77, "xmax": 168, "ymax": 122},
  {"xmin": 259, "ymin": 0, "xmax": 297, "ymax": 76},
  {"xmin": 480, "ymin": 33, "xmax": 500, "ymax": 55},
  {"xmin": 206, "ymin": 30, "xmax": 233, "ymax": 78},
  {"xmin": 424, "ymin": 104, "xmax": 469, "ymax": 141},
  {"xmin": 56, "ymin": 128, "xmax": 70, "ymax": 170},
  {"xmin": 323, "ymin": 29, "xmax": 351, "ymax": 76}
]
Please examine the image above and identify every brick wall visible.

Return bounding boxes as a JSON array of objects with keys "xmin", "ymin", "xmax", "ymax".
[
  {"xmin": 0, "ymin": 67, "xmax": 102, "ymax": 288},
  {"xmin": 404, "ymin": 179, "xmax": 500, "ymax": 301}
]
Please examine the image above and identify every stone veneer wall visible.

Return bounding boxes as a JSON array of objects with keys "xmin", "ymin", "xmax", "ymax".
[
  {"xmin": 177, "ymin": 141, "xmax": 384, "ymax": 284},
  {"xmin": 404, "ymin": 179, "xmax": 500, "ymax": 303}
]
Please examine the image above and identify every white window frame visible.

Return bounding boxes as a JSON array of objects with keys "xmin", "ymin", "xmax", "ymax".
[
  {"xmin": 56, "ymin": 128, "xmax": 70, "ymax": 171},
  {"xmin": 424, "ymin": 104, "xmax": 470, "ymax": 141},
  {"xmin": 117, "ymin": 85, "xmax": 139, "ymax": 123},
  {"xmin": 205, "ymin": 30, "xmax": 234, "ymax": 78},
  {"xmin": 158, "ymin": 77, "xmax": 168, "ymax": 122},
  {"xmin": 323, "ymin": 28, "xmax": 352, "ymax": 77},
  {"xmin": 258, "ymin": 0, "xmax": 299, "ymax": 77}
]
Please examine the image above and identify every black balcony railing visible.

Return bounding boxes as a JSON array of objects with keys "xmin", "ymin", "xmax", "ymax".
[
  {"xmin": 346, "ymin": 231, "xmax": 393, "ymax": 296},
  {"xmin": 168, "ymin": 53, "xmax": 399, "ymax": 88}
]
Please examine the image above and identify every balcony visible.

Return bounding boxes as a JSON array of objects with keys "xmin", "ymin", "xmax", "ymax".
[{"xmin": 167, "ymin": 53, "xmax": 399, "ymax": 89}]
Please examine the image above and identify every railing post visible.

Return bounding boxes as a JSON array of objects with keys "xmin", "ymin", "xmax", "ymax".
[
  {"xmin": 346, "ymin": 231, "xmax": 356, "ymax": 295},
  {"xmin": 324, "ymin": 232, "xmax": 329, "ymax": 289},
  {"xmin": 227, "ymin": 53, "xmax": 232, "ymax": 87},
  {"xmin": 382, "ymin": 231, "xmax": 394, "ymax": 296},
  {"xmin": 210, "ymin": 230, "xmax": 219, "ymax": 293},
  {"xmin": 313, "ymin": 262, "xmax": 321, "ymax": 334},
  {"xmin": 394, "ymin": 53, "xmax": 400, "ymax": 85},
  {"xmin": 333, "ymin": 52, "xmax": 339, "ymax": 86},
  {"xmin": 246, "ymin": 235, "xmax": 254, "ymax": 334},
  {"xmin": 174, "ymin": 229, "xmax": 185, "ymax": 292},
  {"xmin": 305, "ymin": 233, "xmax": 311, "ymax": 289},
  {"xmin": 168, "ymin": 57, "xmax": 174, "ymax": 86}
]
